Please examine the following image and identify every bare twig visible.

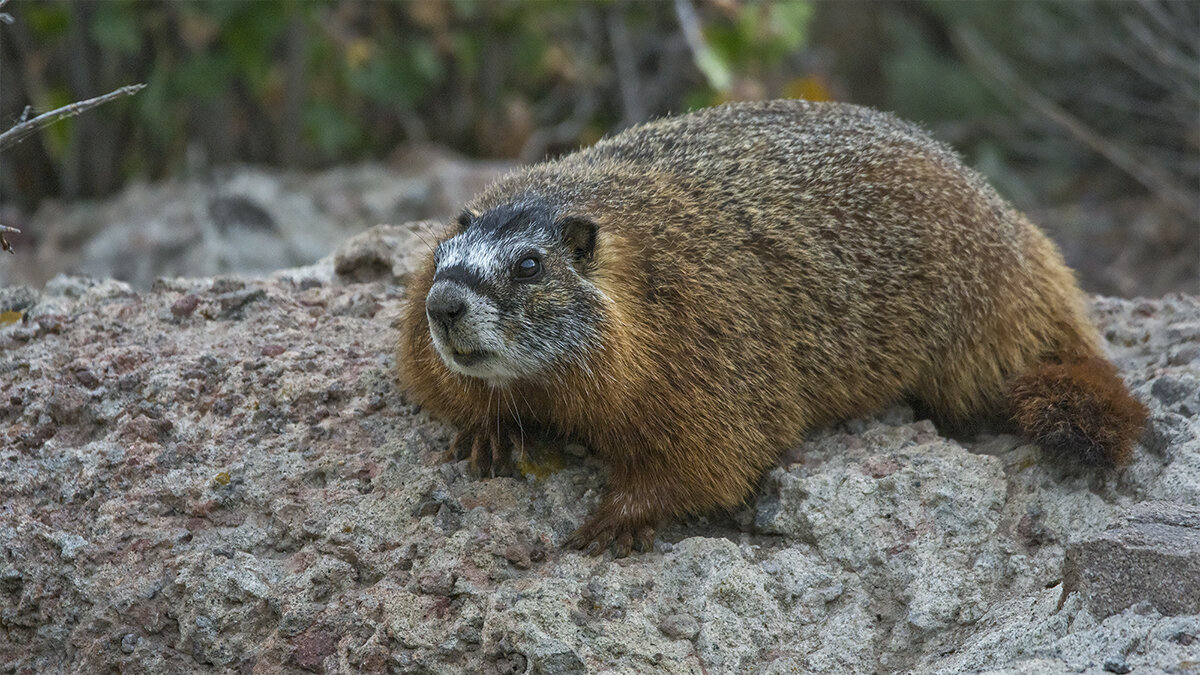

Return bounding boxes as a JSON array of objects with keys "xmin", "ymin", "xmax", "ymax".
[
  {"xmin": 519, "ymin": 88, "xmax": 600, "ymax": 164},
  {"xmin": 0, "ymin": 83, "xmax": 145, "ymax": 152},
  {"xmin": 952, "ymin": 25, "xmax": 1195, "ymax": 219},
  {"xmin": 1137, "ymin": 0, "xmax": 1197, "ymax": 52},
  {"xmin": 674, "ymin": 0, "xmax": 731, "ymax": 92},
  {"xmin": 0, "ymin": 224, "xmax": 19, "ymax": 254},
  {"xmin": 278, "ymin": 13, "xmax": 309, "ymax": 167},
  {"xmin": 519, "ymin": 11, "xmax": 605, "ymax": 162},
  {"xmin": 1120, "ymin": 11, "xmax": 1200, "ymax": 91},
  {"xmin": 606, "ymin": 5, "xmax": 644, "ymax": 127}
]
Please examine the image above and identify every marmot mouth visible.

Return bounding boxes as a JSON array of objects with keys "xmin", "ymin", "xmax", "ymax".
[{"xmin": 451, "ymin": 347, "xmax": 490, "ymax": 366}]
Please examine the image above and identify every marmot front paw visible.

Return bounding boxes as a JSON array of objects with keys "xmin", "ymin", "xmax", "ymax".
[
  {"xmin": 447, "ymin": 423, "xmax": 524, "ymax": 478},
  {"xmin": 567, "ymin": 499, "xmax": 657, "ymax": 558}
]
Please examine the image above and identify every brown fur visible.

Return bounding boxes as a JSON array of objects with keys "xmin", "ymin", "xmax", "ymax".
[
  {"xmin": 1011, "ymin": 357, "xmax": 1148, "ymax": 466},
  {"xmin": 396, "ymin": 100, "xmax": 1147, "ymax": 556}
]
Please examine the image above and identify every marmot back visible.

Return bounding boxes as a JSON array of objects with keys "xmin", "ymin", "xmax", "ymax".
[{"xmin": 398, "ymin": 100, "xmax": 1147, "ymax": 556}]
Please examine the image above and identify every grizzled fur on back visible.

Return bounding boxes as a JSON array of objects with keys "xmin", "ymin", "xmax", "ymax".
[{"xmin": 398, "ymin": 99, "xmax": 1146, "ymax": 556}]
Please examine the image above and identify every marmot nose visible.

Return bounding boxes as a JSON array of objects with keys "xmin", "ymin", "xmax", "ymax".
[{"xmin": 426, "ymin": 288, "xmax": 467, "ymax": 330}]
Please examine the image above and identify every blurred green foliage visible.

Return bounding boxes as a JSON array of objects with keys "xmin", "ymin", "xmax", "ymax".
[
  {"xmin": 1, "ymin": 0, "xmax": 1194, "ymax": 233},
  {"xmin": 1, "ymin": 0, "xmax": 1193, "ymax": 297},
  {"xmin": 3, "ymin": 0, "xmax": 827, "ymax": 207}
]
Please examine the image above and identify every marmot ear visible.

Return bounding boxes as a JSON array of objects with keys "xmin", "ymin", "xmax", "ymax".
[
  {"xmin": 456, "ymin": 211, "xmax": 474, "ymax": 231},
  {"xmin": 558, "ymin": 216, "xmax": 597, "ymax": 263}
]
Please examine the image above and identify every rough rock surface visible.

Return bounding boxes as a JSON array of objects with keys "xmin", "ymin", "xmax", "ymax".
[
  {"xmin": 1062, "ymin": 501, "xmax": 1200, "ymax": 622},
  {"xmin": 1, "ymin": 225, "xmax": 1198, "ymax": 673}
]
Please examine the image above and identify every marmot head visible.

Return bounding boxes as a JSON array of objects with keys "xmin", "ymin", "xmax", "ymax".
[{"xmin": 423, "ymin": 200, "xmax": 605, "ymax": 385}]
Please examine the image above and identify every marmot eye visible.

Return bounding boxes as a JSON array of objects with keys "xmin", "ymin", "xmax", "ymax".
[{"xmin": 513, "ymin": 255, "xmax": 542, "ymax": 281}]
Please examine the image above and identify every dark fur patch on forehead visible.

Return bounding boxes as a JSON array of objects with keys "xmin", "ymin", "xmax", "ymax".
[
  {"xmin": 471, "ymin": 201, "xmax": 558, "ymax": 238},
  {"xmin": 433, "ymin": 263, "xmax": 485, "ymax": 290}
]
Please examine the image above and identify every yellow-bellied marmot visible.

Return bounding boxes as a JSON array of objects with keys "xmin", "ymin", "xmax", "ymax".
[{"xmin": 397, "ymin": 99, "xmax": 1147, "ymax": 556}]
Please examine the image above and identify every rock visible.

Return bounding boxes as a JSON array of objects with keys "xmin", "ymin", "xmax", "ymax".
[
  {"xmin": 290, "ymin": 628, "xmax": 336, "ymax": 672},
  {"xmin": 0, "ymin": 232, "xmax": 1197, "ymax": 673},
  {"xmin": 658, "ymin": 613, "xmax": 700, "ymax": 641},
  {"xmin": 1102, "ymin": 656, "xmax": 1133, "ymax": 674},
  {"xmin": 2, "ymin": 153, "xmax": 512, "ymax": 291},
  {"xmin": 1062, "ymin": 501, "xmax": 1200, "ymax": 619},
  {"xmin": 0, "ymin": 285, "xmax": 37, "ymax": 314},
  {"xmin": 120, "ymin": 632, "xmax": 140, "ymax": 654},
  {"xmin": 914, "ymin": 591, "xmax": 1200, "ymax": 674},
  {"xmin": 330, "ymin": 221, "xmax": 441, "ymax": 286},
  {"xmin": 1151, "ymin": 373, "xmax": 1200, "ymax": 417}
]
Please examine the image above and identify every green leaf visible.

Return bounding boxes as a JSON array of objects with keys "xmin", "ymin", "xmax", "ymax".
[
  {"xmin": 766, "ymin": 1, "xmax": 811, "ymax": 52},
  {"xmin": 23, "ymin": 4, "xmax": 69, "ymax": 39},
  {"xmin": 39, "ymin": 87, "xmax": 74, "ymax": 159},
  {"xmin": 409, "ymin": 40, "xmax": 443, "ymax": 83},
  {"xmin": 695, "ymin": 47, "xmax": 734, "ymax": 93},
  {"xmin": 92, "ymin": 1, "xmax": 141, "ymax": 55},
  {"xmin": 136, "ymin": 59, "xmax": 175, "ymax": 144},
  {"xmin": 221, "ymin": 3, "xmax": 286, "ymax": 75},
  {"xmin": 173, "ymin": 53, "xmax": 235, "ymax": 101},
  {"xmin": 303, "ymin": 102, "xmax": 363, "ymax": 157},
  {"xmin": 880, "ymin": 13, "xmax": 997, "ymax": 123}
]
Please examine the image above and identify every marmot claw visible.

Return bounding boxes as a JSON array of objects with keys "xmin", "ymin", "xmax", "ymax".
[
  {"xmin": 568, "ymin": 514, "xmax": 655, "ymax": 558},
  {"xmin": 447, "ymin": 424, "xmax": 523, "ymax": 478}
]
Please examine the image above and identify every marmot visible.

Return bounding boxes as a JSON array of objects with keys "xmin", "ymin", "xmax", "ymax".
[{"xmin": 397, "ymin": 100, "xmax": 1147, "ymax": 556}]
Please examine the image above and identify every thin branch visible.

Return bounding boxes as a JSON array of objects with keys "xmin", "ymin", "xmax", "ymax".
[
  {"xmin": 519, "ymin": 87, "xmax": 600, "ymax": 164},
  {"xmin": 674, "ymin": 0, "xmax": 731, "ymax": 92},
  {"xmin": 0, "ymin": 224, "xmax": 19, "ymax": 254},
  {"xmin": 606, "ymin": 5, "xmax": 644, "ymax": 127},
  {"xmin": 1137, "ymin": 0, "xmax": 1197, "ymax": 53},
  {"xmin": 952, "ymin": 25, "xmax": 1195, "ymax": 219},
  {"xmin": 0, "ymin": 83, "xmax": 145, "ymax": 152},
  {"xmin": 519, "ymin": 11, "xmax": 605, "ymax": 162},
  {"xmin": 1120, "ymin": 12, "xmax": 1200, "ymax": 90}
]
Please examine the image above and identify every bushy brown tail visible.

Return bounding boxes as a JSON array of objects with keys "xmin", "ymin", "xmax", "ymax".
[{"xmin": 1009, "ymin": 356, "xmax": 1147, "ymax": 467}]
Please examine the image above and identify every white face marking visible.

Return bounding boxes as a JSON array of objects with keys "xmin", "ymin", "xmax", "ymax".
[
  {"xmin": 427, "ymin": 280, "xmax": 524, "ymax": 384},
  {"xmin": 437, "ymin": 230, "xmax": 532, "ymax": 286},
  {"xmin": 426, "ymin": 207, "xmax": 606, "ymax": 386},
  {"xmin": 428, "ymin": 232, "xmax": 554, "ymax": 386},
  {"xmin": 437, "ymin": 242, "xmax": 494, "ymax": 277}
]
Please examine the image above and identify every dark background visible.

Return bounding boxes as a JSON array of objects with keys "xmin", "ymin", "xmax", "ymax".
[{"xmin": 1, "ymin": 0, "xmax": 1196, "ymax": 296}]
